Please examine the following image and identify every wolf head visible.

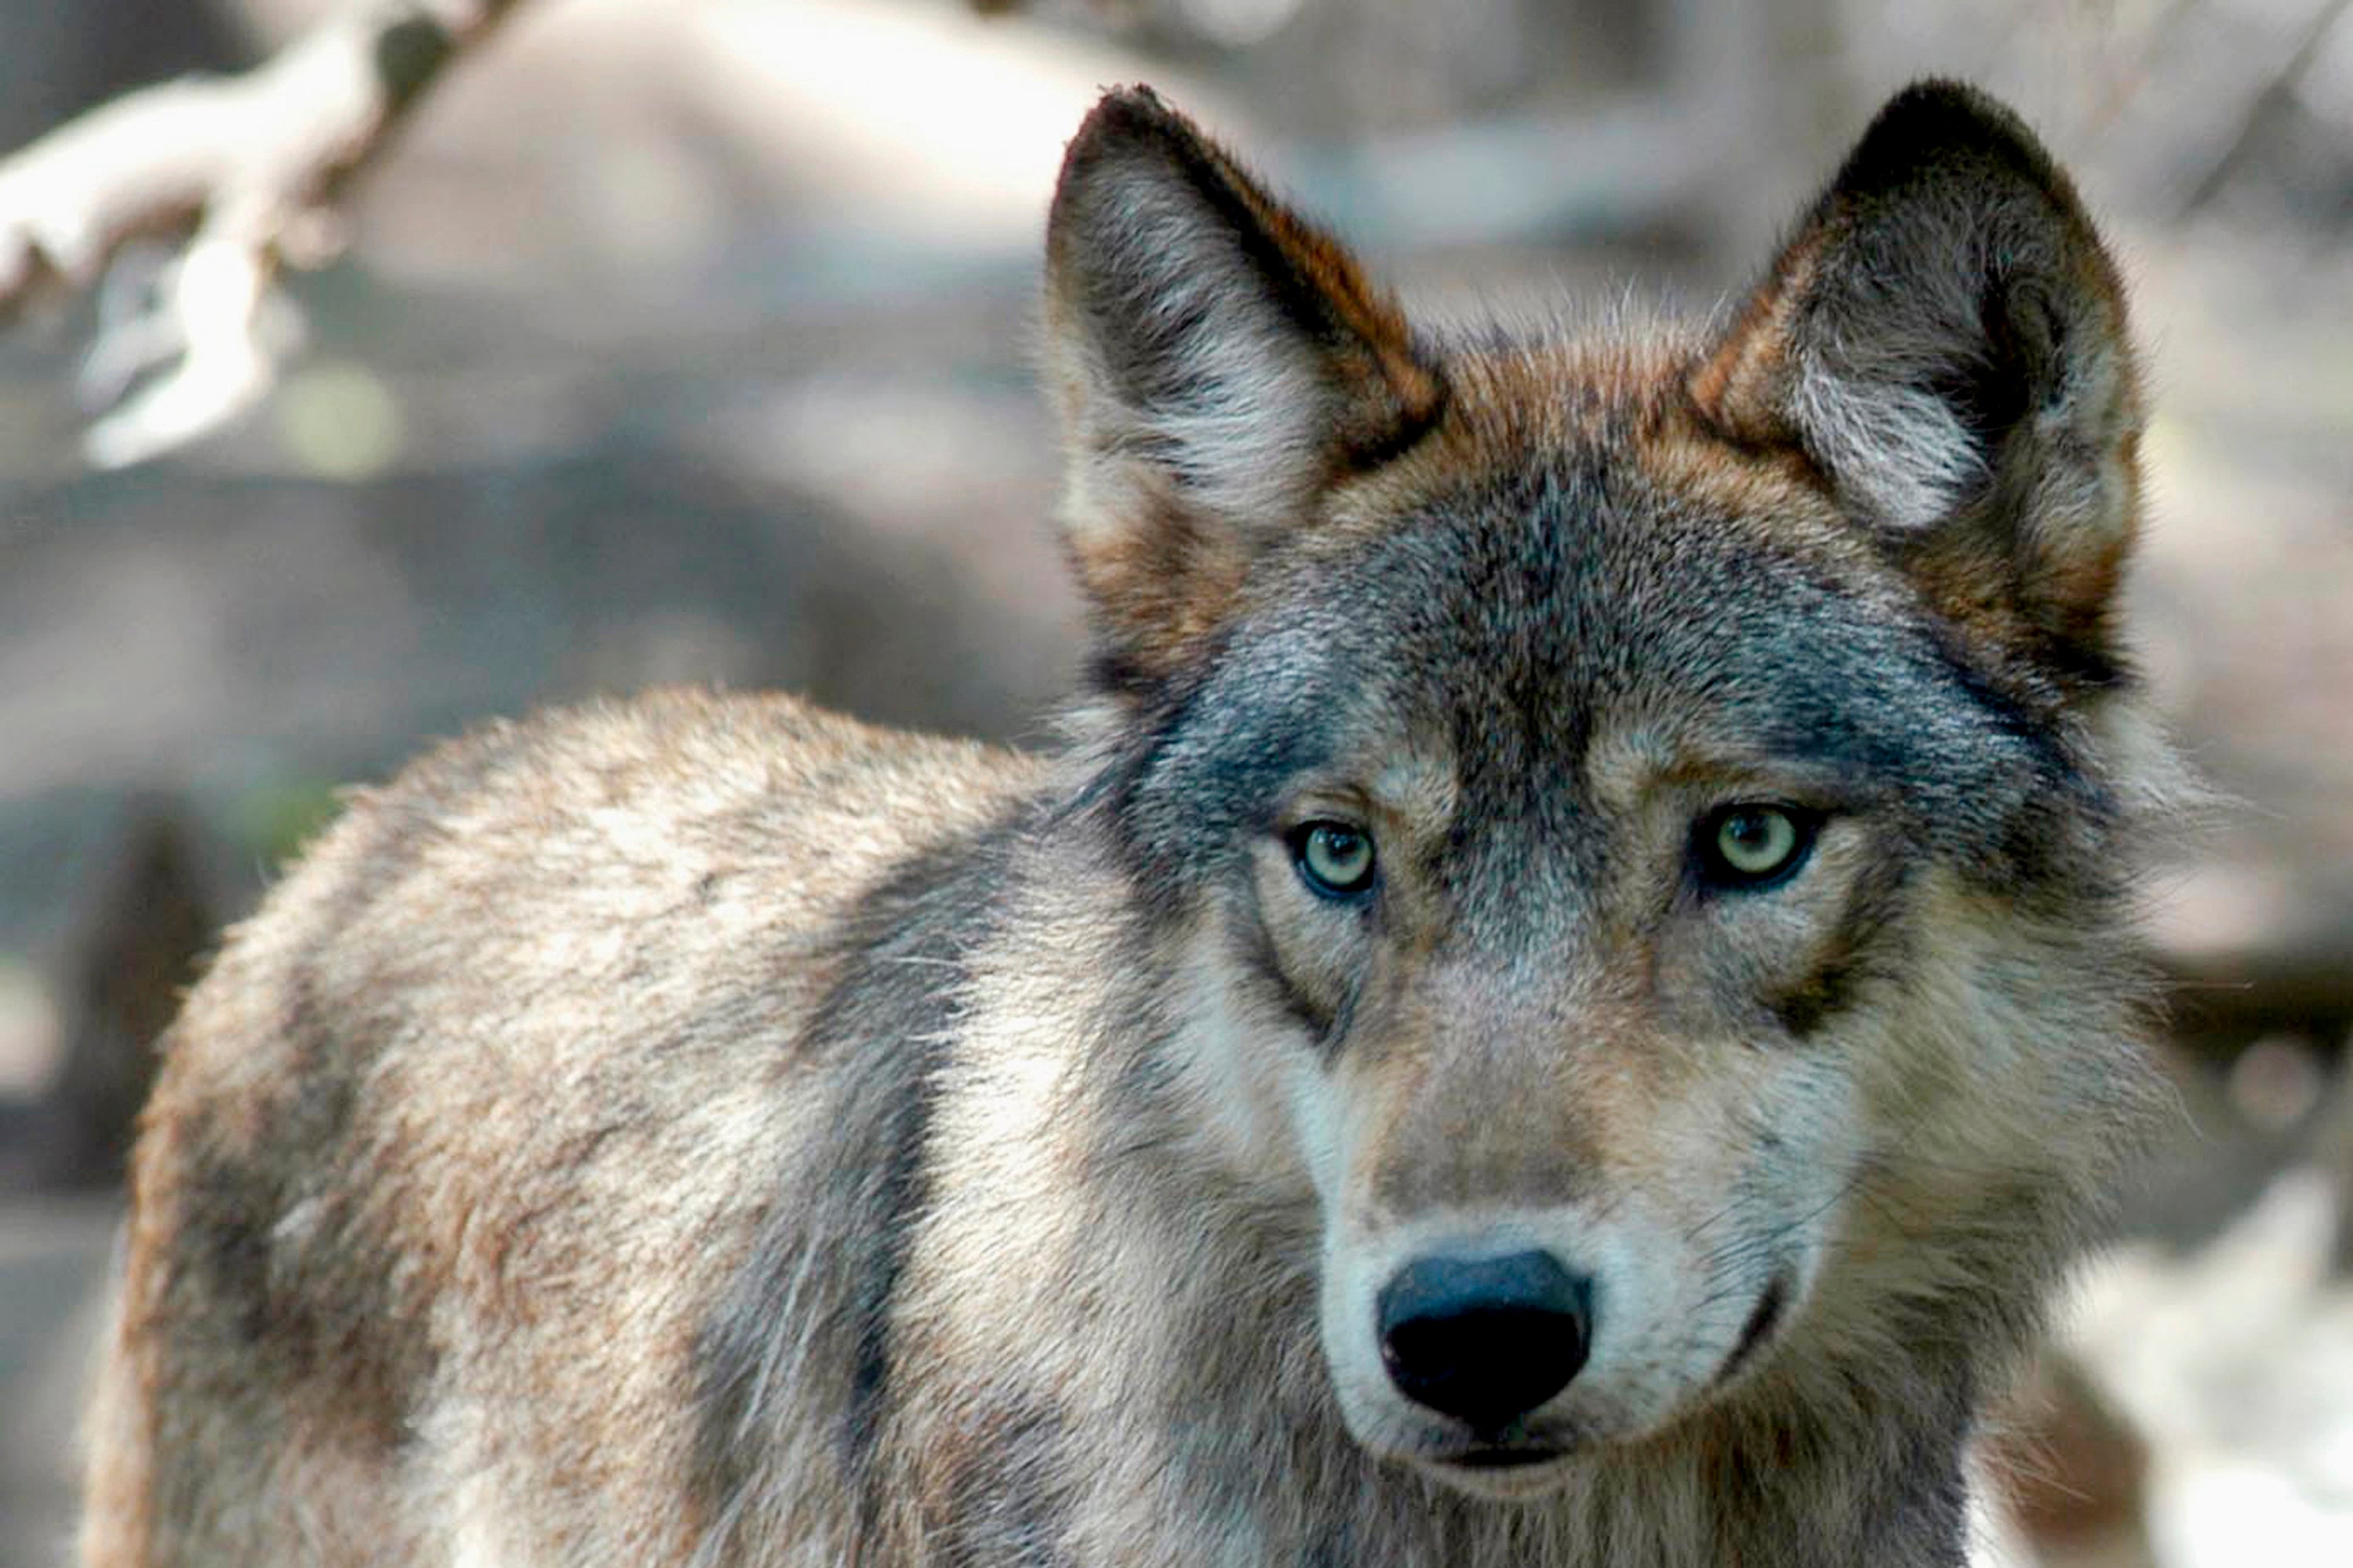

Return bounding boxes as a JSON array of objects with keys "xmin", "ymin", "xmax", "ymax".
[{"xmin": 1042, "ymin": 84, "xmax": 2168, "ymax": 1499}]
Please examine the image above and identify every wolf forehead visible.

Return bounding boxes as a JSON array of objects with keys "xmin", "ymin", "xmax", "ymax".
[{"xmin": 1110, "ymin": 348, "xmax": 2093, "ymax": 886}]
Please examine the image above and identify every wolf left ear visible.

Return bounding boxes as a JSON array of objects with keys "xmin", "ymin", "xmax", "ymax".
[
  {"xmin": 1689, "ymin": 82, "xmax": 2143, "ymax": 677},
  {"xmin": 1044, "ymin": 88, "xmax": 1446, "ymax": 688}
]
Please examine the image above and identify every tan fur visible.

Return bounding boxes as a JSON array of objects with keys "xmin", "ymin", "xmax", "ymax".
[{"xmin": 85, "ymin": 82, "xmax": 2178, "ymax": 1567}]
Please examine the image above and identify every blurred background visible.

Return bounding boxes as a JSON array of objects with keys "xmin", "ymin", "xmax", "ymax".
[{"xmin": 0, "ymin": 0, "xmax": 2349, "ymax": 1563}]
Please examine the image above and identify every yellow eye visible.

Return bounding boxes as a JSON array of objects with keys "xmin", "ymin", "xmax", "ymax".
[
  {"xmin": 1295, "ymin": 822, "xmax": 1377, "ymax": 897},
  {"xmin": 1701, "ymin": 806, "xmax": 1815, "ymax": 888}
]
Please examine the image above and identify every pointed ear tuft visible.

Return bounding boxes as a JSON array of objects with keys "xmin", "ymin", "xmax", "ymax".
[
  {"xmin": 1044, "ymin": 88, "xmax": 1445, "ymax": 686},
  {"xmin": 1689, "ymin": 81, "xmax": 2144, "ymax": 675}
]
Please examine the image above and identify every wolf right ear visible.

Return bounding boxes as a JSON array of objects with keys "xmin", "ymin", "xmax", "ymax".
[
  {"xmin": 1689, "ymin": 82, "xmax": 2143, "ymax": 676},
  {"xmin": 1045, "ymin": 88, "xmax": 1446, "ymax": 688}
]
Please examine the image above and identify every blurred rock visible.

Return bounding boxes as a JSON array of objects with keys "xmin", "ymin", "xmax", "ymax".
[
  {"xmin": 1988, "ymin": 1350, "xmax": 2156, "ymax": 1568},
  {"xmin": 2066, "ymin": 1171, "xmax": 2353, "ymax": 1568}
]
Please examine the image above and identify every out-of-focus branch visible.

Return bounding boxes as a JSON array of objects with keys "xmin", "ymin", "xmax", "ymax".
[{"xmin": 0, "ymin": 0, "xmax": 527, "ymax": 467}]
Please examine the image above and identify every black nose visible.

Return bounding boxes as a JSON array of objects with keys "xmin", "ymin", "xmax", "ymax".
[{"xmin": 1376, "ymin": 1250, "xmax": 1592, "ymax": 1430}]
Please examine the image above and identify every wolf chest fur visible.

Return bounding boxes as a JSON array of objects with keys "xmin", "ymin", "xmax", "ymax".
[{"xmin": 84, "ymin": 80, "xmax": 2180, "ymax": 1567}]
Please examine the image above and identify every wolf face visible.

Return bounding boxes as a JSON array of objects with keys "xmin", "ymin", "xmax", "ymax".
[{"xmin": 1045, "ymin": 85, "xmax": 2162, "ymax": 1501}]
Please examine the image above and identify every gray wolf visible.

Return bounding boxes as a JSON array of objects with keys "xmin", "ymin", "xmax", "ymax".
[{"xmin": 82, "ymin": 79, "xmax": 2180, "ymax": 1566}]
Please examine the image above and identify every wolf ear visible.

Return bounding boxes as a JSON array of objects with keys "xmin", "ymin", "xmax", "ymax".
[
  {"xmin": 1688, "ymin": 82, "xmax": 2143, "ymax": 675},
  {"xmin": 1044, "ymin": 88, "xmax": 1445, "ymax": 686}
]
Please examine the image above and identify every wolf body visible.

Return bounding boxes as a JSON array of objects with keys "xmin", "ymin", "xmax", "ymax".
[{"xmin": 85, "ymin": 82, "xmax": 2178, "ymax": 1566}]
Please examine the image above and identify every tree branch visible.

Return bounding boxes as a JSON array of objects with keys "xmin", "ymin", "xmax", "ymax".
[{"xmin": 0, "ymin": 0, "xmax": 527, "ymax": 467}]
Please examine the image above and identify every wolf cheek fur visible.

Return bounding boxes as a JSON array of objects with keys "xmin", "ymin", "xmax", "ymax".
[{"xmin": 85, "ymin": 82, "xmax": 2181, "ymax": 1567}]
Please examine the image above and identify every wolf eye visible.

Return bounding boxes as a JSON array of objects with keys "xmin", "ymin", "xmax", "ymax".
[
  {"xmin": 1292, "ymin": 822, "xmax": 1377, "ymax": 898},
  {"xmin": 1696, "ymin": 805, "xmax": 1817, "ymax": 890}
]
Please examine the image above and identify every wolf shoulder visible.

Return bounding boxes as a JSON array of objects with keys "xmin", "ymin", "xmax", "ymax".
[
  {"xmin": 159, "ymin": 686, "xmax": 1044, "ymax": 1162},
  {"xmin": 89, "ymin": 689, "xmax": 1039, "ymax": 1566}
]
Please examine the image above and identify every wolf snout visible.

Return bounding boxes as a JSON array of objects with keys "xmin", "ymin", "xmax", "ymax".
[{"xmin": 1374, "ymin": 1250, "xmax": 1593, "ymax": 1430}]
